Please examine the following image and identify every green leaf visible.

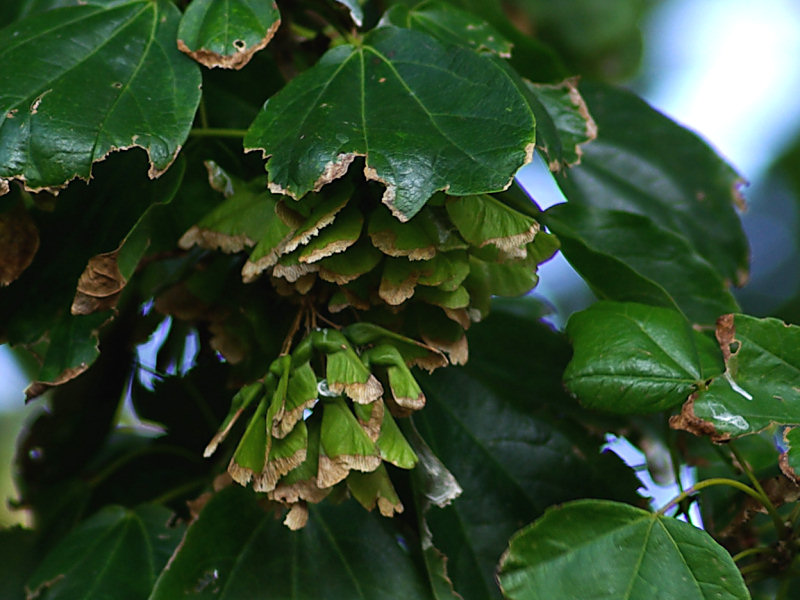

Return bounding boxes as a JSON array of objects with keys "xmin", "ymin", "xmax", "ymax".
[
  {"xmin": 414, "ymin": 301, "xmax": 641, "ymax": 600},
  {"xmin": 445, "ymin": 194, "xmax": 538, "ymax": 253},
  {"xmin": 544, "ymin": 202, "xmax": 740, "ymax": 326},
  {"xmin": 672, "ymin": 314, "xmax": 800, "ymax": 441},
  {"xmin": 0, "ymin": 151, "xmax": 185, "ymax": 397},
  {"xmin": 376, "ymin": 407, "xmax": 418, "ymax": 469},
  {"xmin": 368, "ymin": 205, "xmax": 436, "ymax": 260},
  {"xmin": 314, "ymin": 329, "xmax": 383, "ymax": 403},
  {"xmin": 564, "ymin": 302, "xmax": 723, "ymax": 414},
  {"xmin": 560, "ymin": 82, "xmax": 748, "ymax": 285},
  {"xmin": 149, "ymin": 485, "xmax": 435, "ymax": 599},
  {"xmin": 205, "ymin": 381, "xmax": 264, "ymax": 457},
  {"xmin": 177, "ymin": 0, "xmax": 280, "ymax": 69},
  {"xmin": 498, "ymin": 500, "xmax": 749, "ymax": 600},
  {"xmin": 0, "ymin": 527, "xmax": 37, "ymax": 600},
  {"xmin": 437, "ymin": 0, "xmax": 568, "ymax": 81},
  {"xmin": 506, "ymin": 0, "xmax": 644, "ymax": 80},
  {"xmin": 179, "ymin": 162, "xmax": 280, "ymax": 254},
  {"xmin": 228, "ymin": 396, "xmax": 269, "ymax": 484},
  {"xmin": 346, "ymin": 464, "xmax": 403, "ymax": 517},
  {"xmin": 27, "ymin": 504, "xmax": 184, "ymax": 600},
  {"xmin": 319, "ymin": 397, "xmax": 380, "ymax": 486},
  {"xmin": 342, "ymin": 321, "xmax": 447, "ymax": 371},
  {"xmin": 244, "ymin": 26, "xmax": 535, "ymax": 221},
  {"xmin": 30, "ymin": 310, "xmax": 111, "ymax": 394},
  {"xmin": 381, "ymin": 1, "xmax": 512, "ymax": 56},
  {"xmin": 297, "ymin": 205, "xmax": 363, "ymax": 264},
  {"xmin": 0, "ymin": 0, "xmax": 201, "ymax": 192},
  {"xmin": 318, "ymin": 238, "xmax": 382, "ymax": 284}
]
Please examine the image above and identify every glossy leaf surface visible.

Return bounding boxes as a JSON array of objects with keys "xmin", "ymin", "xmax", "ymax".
[
  {"xmin": 0, "ymin": 0, "xmax": 201, "ymax": 192},
  {"xmin": 564, "ymin": 302, "xmax": 724, "ymax": 413},
  {"xmin": 149, "ymin": 485, "xmax": 434, "ymax": 599},
  {"xmin": 27, "ymin": 504, "xmax": 184, "ymax": 600},
  {"xmin": 545, "ymin": 202, "xmax": 739, "ymax": 326},
  {"xmin": 177, "ymin": 0, "xmax": 280, "ymax": 69},
  {"xmin": 244, "ymin": 27, "xmax": 535, "ymax": 221},
  {"xmin": 673, "ymin": 314, "xmax": 800, "ymax": 440},
  {"xmin": 415, "ymin": 299, "xmax": 641, "ymax": 600},
  {"xmin": 498, "ymin": 500, "xmax": 749, "ymax": 600},
  {"xmin": 560, "ymin": 82, "xmax": 748, "ymax": 285}
]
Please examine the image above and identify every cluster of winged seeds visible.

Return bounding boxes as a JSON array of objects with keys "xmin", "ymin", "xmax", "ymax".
[{"xmin": 178, "ymin": 160, "xmax": 556, "ymax": 527}]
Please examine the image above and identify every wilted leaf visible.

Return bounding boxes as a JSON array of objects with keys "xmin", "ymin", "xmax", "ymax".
[
  {"xmin": 26, "ymin": 504, "xmax": 184, "ymax": 600},
  {"xmin": 522, "ymin": 77, "xmax": 596, "ymax": 171},
  {"xmin": 244, "ymin": 27, "xmax": 534, "ymax": 221},
  {"xmin": 0, "ymin": 199, "xmax": 39, "ymax": 286},
  {"xmin": 177, "ymin": 0, "xmax": 280, "ymax": 69},
  {"xmin": 564, "ymin": 301, "xmax": 723, "ymax": 414},
  {"xmin": 672, "ymin": 314, "xmax": 800, "ymax": 441},
  {"xmin": 149, "ymin": 485, "xmax": 435, "ymax": 599},
  {"xmin": 25, "ymin": 310, "xmax": 112, "ymax": 399},
  {"xmin": 0, "ymin": 0, "xmax": 201, "ymax": 192},
  {"xmin": 498, "ymin": 500, "xmax": 748, "ymax": 600},
  {"xmin": 780, "ymin": 428, "xmax": 800, "ymax": 482},
  {"xmin": 70, "ymin": 250, "xmax": 125, "ymax": 315}
]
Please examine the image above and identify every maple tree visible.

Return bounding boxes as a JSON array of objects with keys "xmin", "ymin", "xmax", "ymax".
[{"xmin": 1, "ymin": 1, "xmax": 799, "ymax": 599}]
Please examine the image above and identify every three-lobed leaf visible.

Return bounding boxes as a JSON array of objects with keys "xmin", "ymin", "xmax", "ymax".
[
  {"xmin": 0, "ymin": 0, "xmax": 201, "ymax": 192},
  {"xmin": 244, "ymin": 26, "xmax": 535, "ymax": 221},
  {"xmin": 498, "ymin": 500, "xmax": 749, "ymax": 600},
  {"xmin": 149, "ymin": 485, "xmax": 434, "ymax": 599},
  {"xmin": 27, "ymin": 504, "xmax": 184, "ymax": 600}
]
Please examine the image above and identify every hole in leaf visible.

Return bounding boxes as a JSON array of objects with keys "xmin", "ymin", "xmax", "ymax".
[
  {"xmin": 232, "ymin": 39, "xmax": 246, "ymax": 50},
  {"xmin": 729, "ymin": 341, "xmax": 741, "ymax": 354}
]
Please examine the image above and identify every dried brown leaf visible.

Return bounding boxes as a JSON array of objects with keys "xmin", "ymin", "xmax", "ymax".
[{"xmin": 0, "ymin": 202, "xmax": 39, "ymax": 286}]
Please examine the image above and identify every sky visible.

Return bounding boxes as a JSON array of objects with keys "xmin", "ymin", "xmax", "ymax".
[{"xmin": 523, "ymin": 0, "xmax": 800, "ymax": 324}]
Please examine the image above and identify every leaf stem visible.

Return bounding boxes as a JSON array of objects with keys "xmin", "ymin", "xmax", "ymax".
[
  {"xmin": 281, "ymin": 306, "xmax": 305, "ymax": 355},
  {"xmin": 189, "ymin": 128, "xmax": 248, "ymax": 139},
  {"xmin": 87, "ymin": 445, "xmax": 204, "ymax": 488},
  {"xmin": 739, "ymin": 560, "xmax": 772, "ymax": 577},
  {"xmin": 657, "ymin": 477, "xmax": 769, "ymax": 516},
  {"xmin": 732, "ymin": 546, "xmax": 771, "ymax": 563},
  {"xmin": 728, "ymin": 441, "xmax": 789, "ymax": 539},
  {"xmin": 198, "ymin": 98, "xmax": 210, "ymax": 129},
  {"xmin": 665, "ymin": 417, "xmax": 685, "ymax": 495},
  {"xmin": 147, "ymin": 476, "xmax": 209, "ymax": 506}
]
